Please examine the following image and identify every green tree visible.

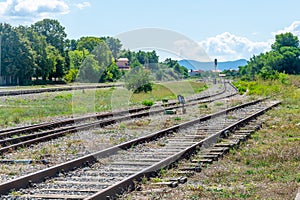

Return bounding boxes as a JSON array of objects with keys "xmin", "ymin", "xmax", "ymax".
[
  {"xmin": 241, "ymin": 32, "xmax": 300, "ymax": 80},
  {"xmin": 19, "ymin": 27, "xmax": 50, "ymax": 81},
  {"xmin": 119, "ymin": 49, "xmax": 134, "ymax": 62},
  {"xmin": 130, "ymin": 59, "xmax": 143, "ymax": 68},
  {"xmin": 0, "ymin": 23, "xmax": 34, "ymax": 85},
  {"xmin": 272, "ymin": 32, "xmax": 299, "ymax": 51},
  {"xmin": 164, "ymin": 58, "xmax": 188, "ymax": 78},
  {"xmin": 54, "ymin": 55, "xmax": 66, "ymax": 81},
  {"xmin": 77, "ymin": 36, "xmax": 103, "ymax": 53},
  {"xmin": 147, "ymin": 50, "xmax": 159, "ymax": 64},
  {"xmin": 78, "ymin": 55, "xmax": 102, "ymax": 83},
  {"xmin": 92, "ymin": 41, "xmax": 114, "ymax": 68},
  {"xmin": 32, "ymin": 19, "xmax": 67, "ymax": 54},
  {"xmin": 136, "ymin": 51, "xmax": 149, "ymax": 65},
  {"xmin": 271, "ymin": 32, "xmax": 300, "ymax": 74},
  {"xmin": 102, "ymin": 36, "xmax": 122, "ymax": 59},
  {"xmin": 69, "ymin": 49, "xmax": 89, "ymax": 70},
  {"xmin": 105, "ymin": 63, "xmax": 121, "ymax": 82},
  {"xmin": 64, "ymin": 68, "xmax": 78, "ymax": 83},
  {"xmin": 125, "ymin": 66, "xmax": 153, "ymax": 93},
  {"xmin": 92, "ymin": 41, "xmax": 120, "ymax": 82},
  {"xmin": 65, "ymin": 39, "xmax": 77, "ymax": 51},
  {"xmin": 32, "ymin": 19, "xmax": 69, "ymax": 80},
  {"xmin": 46, "ymin": 45, "xmax": 59, "ymax": 81}
]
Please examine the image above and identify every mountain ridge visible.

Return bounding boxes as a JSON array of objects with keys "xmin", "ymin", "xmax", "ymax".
[{"xmin": 178, "ymin": 59, "xmax": 248, "ymax": 71}]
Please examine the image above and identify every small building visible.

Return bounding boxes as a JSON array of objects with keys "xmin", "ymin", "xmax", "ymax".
[
  {"xmin": 116, "ymin": 58, "xmax": 130, "ymax": 70},
  {"xmin": 189, "ymin": 69, "xmax": 204, "ymax": 77},
  {"xmin": 211, "ymin": 69, "xmax": 222, "ymax": 73}
]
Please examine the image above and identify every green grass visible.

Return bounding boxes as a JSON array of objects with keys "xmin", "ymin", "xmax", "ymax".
[
  {"xmin": 187, "ymin": 75, "xmax": 300, "ymax": 199},
  {"xmin": 0, "ymin": 81, "xmax": 207, "ymax": 128},
  {"xmin": 131, "ymin": 81, "xmax": 206, "ymax": 103}
]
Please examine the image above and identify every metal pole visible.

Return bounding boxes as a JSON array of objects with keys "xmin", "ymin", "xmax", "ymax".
[
  {"xmin": 214, "ymin": 58, "xmax": 217, "ymax": 72},
  {"xmin": 214, "ymin": 58, "xmax": 217, "ymax": 84}
]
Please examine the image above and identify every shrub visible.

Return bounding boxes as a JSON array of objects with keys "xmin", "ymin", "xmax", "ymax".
[
  {"xmin": 125, "ymin": 66, "xmax": 153, "ymax": 93},
  {"xmin": 142, "ymin": 100, "xmax": 154, "ymax": 106}
]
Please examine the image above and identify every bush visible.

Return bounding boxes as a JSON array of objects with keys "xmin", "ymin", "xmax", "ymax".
[
  {"xmin": 142, "ymin": 100, "xmax": 154, "ymax": 106},
  {"xmin": 64, "ymin": 68, "xmax": 78, "ymax": 83},
  {"xmin": 232, "ymin": 81, "xmax": 248, "ymax": 94},
  {"xmin": 125, "ymin": 66, "xmax": 153, "ymax": 93}
]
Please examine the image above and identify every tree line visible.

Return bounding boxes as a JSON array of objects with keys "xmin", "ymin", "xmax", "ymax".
[
  {"xmin": 237, "ymin": 32, "xmax": 300, "ymax": 81},
  {"xmin": 0, "ymin": 19, "xmax": 188, "ymax": 86}
]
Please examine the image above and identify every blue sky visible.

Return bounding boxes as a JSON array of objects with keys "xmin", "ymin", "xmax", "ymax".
[{"xmin": 1, "ymin": 0, "xmax": 300, "ymax": 61}]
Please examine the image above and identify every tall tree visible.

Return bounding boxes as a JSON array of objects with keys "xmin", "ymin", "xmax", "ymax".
[
  {"xmin": 92, "ymin": 41, "xmax": 114, "ymax": 67},
  {"xmin": 31, "ymin": 19, "xmax": 67, "ymax": 54},
  {"xmin": 125, "ymin": 66, "xmax": 153, "ymax": 93},
  {"xmin": 272, "ymin": 32, "xmax": 300, "ymax": 52},
  {"xmin": 91, "ymin": 41, "xmax": 118, "ymax": 82},
  {"xmin": 65, "ymin": 39, "xmax": 77, "ymax": 51},
  {"xmin": 136, "ymin": 50, "xmax": 149, "ymax": 65},
  {"xmin": 17, "ymin": 26, "xmax": 51, "ymax": 81},
  {"xmin": 0, "ymin": 23, "xmax": 34, "ymax": 85},
  {"xmin": 32, "ymin": 19, "xmax": 69, "ymax": 80},
  {"xmin": 78, "ymin": 54, "xmax": 102, "ymax": 83},
  {"xmin": 239, "ymin": 32, "xmax": 300, "ymax": 80},
  {"xmin": 77, "ymin": 36, "xmax": 103, "ymax": 53},
  {"xmin": 69, "ymin": 49, "xmax": 89, "ymax": 70},
  {"xmin": 271, "ymin": 32, "xmax": 300, "ymax": 74},
  {"xmin": 102, "ymin": 36, "xmax": 122, "ymax": 59}
]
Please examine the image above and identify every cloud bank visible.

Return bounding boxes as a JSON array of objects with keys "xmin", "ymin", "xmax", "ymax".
[
  {"xmin": 273, "ymin": 21, "xmax": 300, "ymax": 38},
  {"xmin": 200, "ymin": 21, "xmax": 300, "ymax": 61},
  {"xmin": 199, "ymin": 32, "xmax": 271, "ymax": 61},
  {"xmin": 0, "ymin": 0, "xmax": 90, "ymax": 23}
]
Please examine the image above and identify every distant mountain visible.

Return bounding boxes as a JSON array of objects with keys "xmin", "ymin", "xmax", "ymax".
[{"xmin": 178, "ymin": 59, "xmax": 248, "ymax": 71}]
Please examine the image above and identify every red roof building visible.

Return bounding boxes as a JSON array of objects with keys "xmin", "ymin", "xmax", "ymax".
[{"xmin": 116, "ymin": 58, "xmax": 130, "ymax": 70}]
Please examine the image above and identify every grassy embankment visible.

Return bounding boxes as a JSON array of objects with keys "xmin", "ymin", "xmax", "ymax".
[
  {"xmin": 0, "ymin": 81, "xmax": 206, "ymax": 128},
  {"xmin": 179, "ymin": 76, "xmax": 300, "ymax": 199}
]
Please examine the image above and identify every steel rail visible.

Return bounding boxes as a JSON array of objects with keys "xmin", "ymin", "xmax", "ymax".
[
  {"xmin": 0, "ymin": 82, "xmax": 229, "ymax": 136},
  {"xmin": 88, "ymin": 100, "xmax": 281, "ymax": 199},
  {"xmin": 0, "ymin": 83, "xmax": 236, "ymax": 154},
  {"xmin": 0, "ymin": 98, "xmax": 274, "ymax": 196},
  {"xmin": 0, "ymin": 84, "xmax": 123, "ymax": 97}
]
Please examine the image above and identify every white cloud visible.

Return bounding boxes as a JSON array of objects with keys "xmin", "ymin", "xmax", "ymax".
[
  {"xmin": 200, "ymin": 32, "xmax": 271, "ymax": 61},
  {"xmin": 200, "ymin": 21, "xmax": 300, "ymax": 61},
  {"xmin": 273, "ymin": 21, "xmax": 300, "ymax": 38},
  {"xmin": 75, "ymin": 2, "xmax": 91, "ymax": 10},
  {"xmin": 0, "ymin": 0, "xmax": 69, "ymax": 23},
  {"xmin": 0, "ymin": 0, "xmax": 12, "ymax": 15}
]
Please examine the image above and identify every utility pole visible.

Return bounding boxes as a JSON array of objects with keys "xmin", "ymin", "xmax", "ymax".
[
  {"xmin": 214, "ymin": 58, "xmax": 217, "ymax": 84},
  {"xmin": 214, "ymin": 58, "xmax": 217, "ymax": 72}
]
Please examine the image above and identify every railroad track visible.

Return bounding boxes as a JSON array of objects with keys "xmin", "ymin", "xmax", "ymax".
[
  {"xmin": 124, "ymin": 116, "xmax": 267, "ymax": 199},
  {"xmin": 0, "ymin": 84, "xmax": 123, "ymax": 97},
  {"xmin": 0, "ymin": 98, "xmax": 280, "ymax": 199},
  {"xmin": 0, "ymin": 82, "xmax": 237, "ymax": 155}
]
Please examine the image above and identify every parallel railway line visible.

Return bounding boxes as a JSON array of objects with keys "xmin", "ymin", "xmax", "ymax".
[
  {"xmin": 0, "ymin": 97, "xmax": 280, "ymax": 199},
  {"xmin": 0, "ymin": 82, "xmax": 237, "ymax": 155},
  {"xmin": 0, "ymin": 84, "xmax": 123, "ymax": 97}
]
